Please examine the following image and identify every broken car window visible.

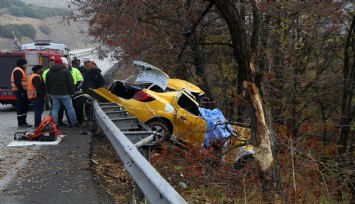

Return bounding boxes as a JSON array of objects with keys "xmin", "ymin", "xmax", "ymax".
[{"xmin": 177, "ymin": 94, "xmax": 201, "ymax": 116}]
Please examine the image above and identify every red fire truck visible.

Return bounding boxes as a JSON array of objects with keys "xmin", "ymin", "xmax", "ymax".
[{"xmin": 0, "ymin": 49, "xmax": 64, "ymax": 105}]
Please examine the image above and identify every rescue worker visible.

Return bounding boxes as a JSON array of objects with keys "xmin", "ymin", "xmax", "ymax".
[
  {"xmin": 42, "ymin": 59, "xmax": 54, "ymax": 82},
  {"xmin": 72, "ymin": 59, "xmax": 81, "ymax": 70},
  {"xmin": 66, "ymin": 57, "xmax": 83, "ymax": 91},
  {"xmin": 91, "ymin": 60, "xmax": 102, "ymax": 73},
  {"xmin": 49, "ymin": 58, "xmax": 55, "ymax": 66},
  {"xmin": 82, "ymin": 60, "xmax": 105, "ymax": 93},
  {"xmin": 11, "ymin": 59, "xmax": 31, "ymax": 128},
  {"xmin": 46, "ymin": 58, "xmax": 77, "ymax": 127},
  {"xmin": 43, "ymin": 57, "xmax": 67, "ymax": 125},
  {"xmin": 57, "ymin": 57, "xmax": 83, "ymax": 126},
  {"xmin": 27, "ymin": 65, "xmax": 46, "ymax": 128},
  {"xmin": 43, "ymin": 58, "xmax": 55, "ymax": 110}
]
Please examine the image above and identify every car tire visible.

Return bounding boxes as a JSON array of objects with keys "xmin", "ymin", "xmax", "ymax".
[{"xmin": 146, "ymin": 121, "xmax": 170, "ymax": 143}]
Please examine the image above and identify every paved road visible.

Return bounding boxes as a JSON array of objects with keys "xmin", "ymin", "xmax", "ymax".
[
  {"xmin": 0, "ymin": 109, "xmax": 115, "ymax": 204},
  {"xmin": 0, "ymin": 126, "xmax": 114, "ymax": 204},
  {"xmin": 0, "ymin": 108, "xmax": 40, "ymax": 188},
  {"xmin": 0, "ymin": 56, "xmax": 119, "ymax": 203}
]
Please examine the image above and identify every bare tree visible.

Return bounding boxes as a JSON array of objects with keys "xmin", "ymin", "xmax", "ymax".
[{"xmin": 212, "ymin": 0, "xmax": 285, "ymax": 202}]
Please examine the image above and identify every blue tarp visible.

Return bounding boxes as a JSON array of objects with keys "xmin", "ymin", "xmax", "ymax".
[{"xmin": 199, "ymin": 107, "xmax": 233, "ymax": 147}]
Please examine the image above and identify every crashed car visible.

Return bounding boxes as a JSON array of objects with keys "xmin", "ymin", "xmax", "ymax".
[
  {"xmin": 133, "ymin": 61, "xmax": 207, "ymax": 104},
  {"xmin": 91, "ymin": 61, "xmax": 254, "ymax": 167}
]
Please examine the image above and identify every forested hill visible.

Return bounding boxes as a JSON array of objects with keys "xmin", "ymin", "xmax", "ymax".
[{"xmin": 0, "ymin": 0, "xmax": 91, "ymax": 50}]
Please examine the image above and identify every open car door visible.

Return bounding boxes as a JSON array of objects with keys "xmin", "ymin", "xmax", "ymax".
[{"xmin": 172, "ymin": 91, "xmax": 207, "ymax": 147}]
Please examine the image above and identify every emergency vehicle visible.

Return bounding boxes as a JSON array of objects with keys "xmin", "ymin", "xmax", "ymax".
[
  {"xmin": 21, "ymin": 40, "xmax": 70, "ymax": 56},
  {"xmin": 0, "ymin": 49, "xmax": 64, "ymax": 105}
]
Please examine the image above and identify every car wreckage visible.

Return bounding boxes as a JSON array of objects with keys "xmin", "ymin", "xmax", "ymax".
[{"xmin": 90, "ymin": 61, "xmax": 255, "ymax": 167}]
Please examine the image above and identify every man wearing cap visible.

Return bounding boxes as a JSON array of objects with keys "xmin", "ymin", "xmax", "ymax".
[
  {"xmin": 27, "ymin": 65, "xmax": 46, "ymax": 127},
  {"xmin": 11, "ymin": 59, "xmax": 31, "ymax": 128},
  {"xmin": 46, "ymin": 58, "xmax": 77, "ymax": 127}
]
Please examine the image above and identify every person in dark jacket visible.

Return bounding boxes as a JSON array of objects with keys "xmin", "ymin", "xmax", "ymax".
[
  {"xmin": 82, "ymin": 60, "xmax": 105, "ymax": 93},
  {"xmin": 46, "ymin": 58, "xmax": 77, "ymax": 127},
  {"xmin": 27, "ymin": 65, "xmax": 46, "ymax": 127},
  {"xmin": 57, "ymin": 57, "xmax": 83, "ymax": 126},
  {"xmin": 11, "ymin": 59, "xmax": 31, "ymax": 128}
]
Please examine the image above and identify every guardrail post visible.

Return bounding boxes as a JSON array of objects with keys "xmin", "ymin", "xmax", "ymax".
[{"xmin": 136, "ymin": 146, "xmax": 151, "ymax": 203}]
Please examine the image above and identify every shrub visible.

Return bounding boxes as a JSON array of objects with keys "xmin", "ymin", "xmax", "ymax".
[
  {"xmin": 39, "ymin": 24, "xmax": 51, "ymax": 35},
  {"xmin": 18, "ymin": 24, "xmax": 36, "ymax": 39},
  {"xmin": 23, "ymin": 7, "xmax": 44, "ymax": 19},
  {"xmin": 0, "ymin": 0, "xmax": 25, "ymax": 9},
  {"xmin": 1, "ymin": 0, "xmax": 72, "ymax": 20},
  {"xmin": 11, "ymin": 0, "xmax": 26, "ymax": 7},
  {"xmin": 0, "ymin": 0, "xmax": 12, "ymax": 8},
  {"xmin": 0, "ymin": 24, "xmax": 36, "ymax": 40},
  {"xmin": 0, "ymin": 24, "xmax": 19, "ymax": 39},
  {"xmin": 8, "ymin": 7, "xmax": 24, "ymax": 17}
]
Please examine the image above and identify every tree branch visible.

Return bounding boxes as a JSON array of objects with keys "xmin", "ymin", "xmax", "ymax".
[{"xmin": 177, "ymin": 1, "xmax": 215, "ymax": 62}]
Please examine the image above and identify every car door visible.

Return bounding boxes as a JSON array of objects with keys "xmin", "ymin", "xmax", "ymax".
[{"xmin": 172, "ymin": 91, "xmax": 207, "ymax": 147}]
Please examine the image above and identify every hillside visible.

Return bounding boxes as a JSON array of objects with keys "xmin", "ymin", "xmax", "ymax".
[
  {"xmin": 21, "ymin": 0, "xmax": 69, "ymax": 8},
  {"xmin": 0, "ymin": 0, "xmax": 93, "ymax": 50}
]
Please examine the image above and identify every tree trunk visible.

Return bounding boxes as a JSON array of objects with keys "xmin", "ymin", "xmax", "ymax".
[
  {"xmin": 213, "ymin": 0, "xmax": 283, "ymax": 202},
  {"xmin": 338, "ymin": 14, "xmax": 355, "ymax": 203},
  {"xmin": 338, "ymin": 15, "xmax": 355, "ymax": 156}
]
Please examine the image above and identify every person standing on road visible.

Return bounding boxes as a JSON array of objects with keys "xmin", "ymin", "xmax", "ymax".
[
  {"xmin": 72, "ymin": 59, "xmax": 81, "ymax": 70},
  {"xmin": 82, "ymin": 60, "xmax": 105, "ymax": 93},
  {"xmin": 46, "ymin": 58, "xmax": 77, "ymax": 127},
  {"xmin": 57, "ymin": 57, "xmax": 83, "ymax": 126},
  {"xmin": 11, "ymin": 59, "xmax": 31, "ymax": 128},
  {"xmin": 27, "ymin": 65, "xmax": 46, "ymax": 128},
  {"xmin": 67, "ymin": 57, "xmax": 83, "ymax": 92},
  {"xmin": 42, "ymin": 58, "xmax": 54, "ymax": 81}
]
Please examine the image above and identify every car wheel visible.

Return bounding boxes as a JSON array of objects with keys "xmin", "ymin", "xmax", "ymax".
[{"xmin": 146, "ymin": 121, "xmax": 170, "ymax": 143}]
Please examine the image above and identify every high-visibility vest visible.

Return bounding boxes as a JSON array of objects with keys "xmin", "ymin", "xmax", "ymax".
[
  {"xmin": 11, "ymin": 67, "xmax": 28, "ymax": 91},
  {"xmin": 71, "ymin": 67, "xmax": 83, "ymax": 85},
  {"xmin": 42, "ymin": 69, "xmax": 49, "ymax": 83},
  {"xmin": 27, "ymin": 73, "xmax": 42, "ymax": 99}
]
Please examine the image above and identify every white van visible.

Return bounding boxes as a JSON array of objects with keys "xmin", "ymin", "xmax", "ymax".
[{"xmin": 21, "ymin": 40, "xmax": 70, "ymax": 56}]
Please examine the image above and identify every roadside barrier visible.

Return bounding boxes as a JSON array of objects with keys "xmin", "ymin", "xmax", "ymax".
[
  {"xmin": 69, "ymin": 48, "xmax": 94, "ymax": 58},
  {"xmin": 93, "ymin": 101, "xmax": 187, "ymax": 204}
]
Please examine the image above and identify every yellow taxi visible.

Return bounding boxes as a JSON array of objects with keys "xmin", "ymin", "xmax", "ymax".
[{"xmin": 91, "ymin": 61, "xmax": 254, "ymax": 167}]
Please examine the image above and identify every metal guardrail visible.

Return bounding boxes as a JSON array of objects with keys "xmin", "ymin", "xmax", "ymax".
[
  {"xmin": 69, "ymin": 48, "xmax": 94, "ymax": 57},
  {"xmin": 93, "ymin": 102, "xmax": 187, "ymax": 204}
]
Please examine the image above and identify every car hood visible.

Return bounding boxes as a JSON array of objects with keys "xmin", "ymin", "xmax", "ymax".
[{"xmin": 134, "ymin": 60, "xmax": 169, "ymax": 91}]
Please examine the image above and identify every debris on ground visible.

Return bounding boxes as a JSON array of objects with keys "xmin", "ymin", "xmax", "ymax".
[{"xmin": 90, "ymin": 134, "xmax": 261, "ymax": 203}]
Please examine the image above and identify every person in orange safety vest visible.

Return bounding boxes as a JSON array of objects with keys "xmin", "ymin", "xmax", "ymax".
[
  {"xmin": 11, "ymin": 59, "xmax": 31, "ymax": 128},
  {"xmin": 28, "ymin": 65, "xmax": 46, "ymax": 127}
]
